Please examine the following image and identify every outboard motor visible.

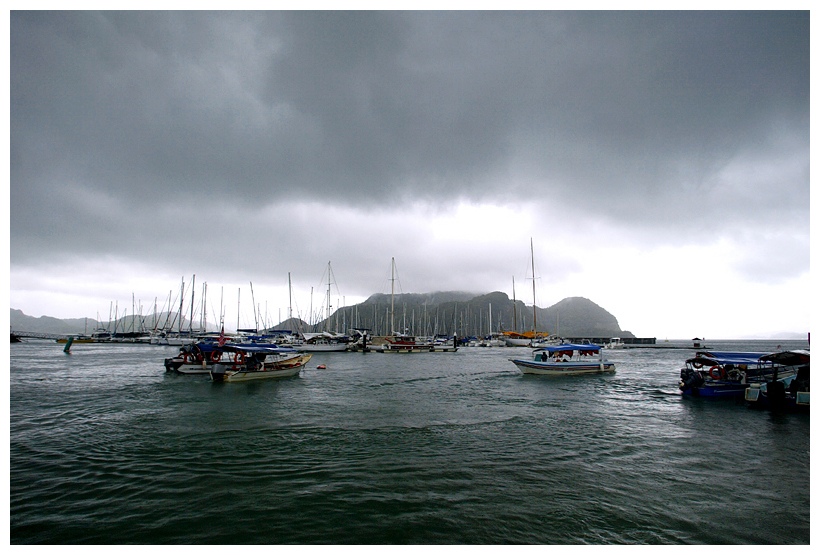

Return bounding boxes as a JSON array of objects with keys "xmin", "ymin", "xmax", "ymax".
[
  {"xmin": 680, "ymin": 367, "xmax": 705, "ymax": 391},
  {"xmin": 210, "ymin": 363, "xmax": 227, "ymax": 383}
]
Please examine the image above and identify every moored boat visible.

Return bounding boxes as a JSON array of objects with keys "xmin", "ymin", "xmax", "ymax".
[
  {"xmin": 510, "ymin": 344, "xmax": 615, "ymax": 376},
  {"xmin": 378, "ymin": 333, "xmax": 435, "ymax": 353},
  {"xmin": 679, "ymin": 350, "xmax": 798, "ymax": 398},
  {"xmin": 745, "ymin": 350, "xmax": 810, "ymax": 410},
  {"xmin": 296, "ymin": 331, "xmax": 350, "ymax": 352}
]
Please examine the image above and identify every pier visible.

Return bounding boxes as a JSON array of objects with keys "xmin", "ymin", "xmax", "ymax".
[{"xmin": 564, "ymin": 337, "xmax": 656, "ymax": 345}]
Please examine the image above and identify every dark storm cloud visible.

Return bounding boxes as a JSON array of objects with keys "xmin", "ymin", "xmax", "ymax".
[{"xmin": 10, "ymin": 11, "xmax": 809, "ymax": 265}]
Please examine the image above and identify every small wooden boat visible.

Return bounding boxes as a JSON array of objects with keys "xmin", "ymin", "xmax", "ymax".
[
  {"xmin": 510, "ymin": 344, "xmax": 615, "ymax": 376},
  {"xmin": 209, "ymin": 345, "xmax": 312, "ymax": 382}
]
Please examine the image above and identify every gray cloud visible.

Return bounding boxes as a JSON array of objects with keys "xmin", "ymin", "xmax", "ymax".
[{"xmin": 10, "ymin": 11, "xmax": 810, "ymax": 334}]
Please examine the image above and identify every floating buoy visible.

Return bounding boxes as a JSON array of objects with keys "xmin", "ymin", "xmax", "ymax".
[{"xmin": 316, "ymin": 364, "xmax": 327, "ymax": 369}]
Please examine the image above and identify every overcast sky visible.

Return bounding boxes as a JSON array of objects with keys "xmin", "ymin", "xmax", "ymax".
[{"xmin": 8, "ymin": 10, "xmax": 812, "ymax": 339}]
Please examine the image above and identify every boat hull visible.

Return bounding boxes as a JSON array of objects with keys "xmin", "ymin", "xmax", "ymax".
[
  {"xmin": 210, "ymin": 354, "xmax": 312, "ymax": 382},
  {"xmin": 511, "ymin": 359, "xmax": 616, "ymax": 375},
  {"xmin": 679, "ymin": 383, "xmax": 748, "ymax": 398},
  {"xmin": 297, "ymin": 344, "xmax": 350, "ymax": 352},
  {"xmin": 504, "ymin": 337, "xmax": 532, "ymax": 347}
]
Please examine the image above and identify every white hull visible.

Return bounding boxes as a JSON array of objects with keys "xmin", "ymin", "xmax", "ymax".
[
  {"xmin": 175, "ymin": 362, "xmax": 212, "ymax": 375},
  {"xmin": 504, "ymin": 337, "xmax": 531, "ymax": 347},
  {"xmin": 511, "ymin": 359, "xmax": 616, "ymax": 375},
  {"xmin": 379, "ymin": 344, "xmax": 434, "ymax": 353},
  {"xmin": 210, "ymin": 354, "xmax": 312, "ymax": 382},
  {"xmin": 296, "ymin": 343, "xmax": 350, "ymax": 352},
  {"xmin": 218, "ymin": 365, "xmax": 303, "ymax": 382}
]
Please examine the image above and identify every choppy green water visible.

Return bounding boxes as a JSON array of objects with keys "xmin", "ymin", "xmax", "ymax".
[{"xmin": 10, "ymin": 340, "xmax": 810, "ymax": 544}]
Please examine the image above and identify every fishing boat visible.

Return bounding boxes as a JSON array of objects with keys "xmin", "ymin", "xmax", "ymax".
[
  {"xmin": 679, "ymin": 350, "xmax": 798, "ymax": 398},
  {"xmin": 209, "ymin": 345, "xmax": 312, "ymax": 382},
  {"xmin": 510, "ymin": 343, "xmax": 615, "ymax": 375},
  {"xmin": 745, "ymin": 350, "xmax": 810, "ymax": 410}
]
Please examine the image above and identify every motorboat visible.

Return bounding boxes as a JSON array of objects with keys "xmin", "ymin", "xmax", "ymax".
[
  {"xmin": 510, "ymin": 343, "xmax": 615, "ymax": 375},
  {"xmin": 745, "ymin": 350, "xmax": 810, "ymax": 410},
  {"xmin": 605, "ymin": 337, "xmax": 625, "ymax": 349},
  {"xmin": 377, "ymin": 333, "xmax": 435, "ymax": 353},
  {"xmin": 679, "ymin": 350, "xmax": 798, "ymax": 398},
  {"xmin": 165, "ymin": 342, "xmax": 306, "ymax": 375},
  {"xmin": 210, "ymin": 345, "xmax": 312, "ymax": 382},
  {"xmin": 296, "ymin": 331, "xmax": 350, "ymax": 352}
]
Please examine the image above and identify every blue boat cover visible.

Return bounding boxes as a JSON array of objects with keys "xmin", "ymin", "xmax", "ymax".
[
  {"xmin": 229, "ymin": 344, "xmax": 297, "ymax": 354},
  {"xmin": 693, "ymin": 351, "xmax": 770, "ymax": 365},
  {"xmin": 534, "ymin": 344, "xmax": 602, "ymax": 353}
]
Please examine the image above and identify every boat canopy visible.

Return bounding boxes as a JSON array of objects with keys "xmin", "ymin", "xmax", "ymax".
[
  {"xmin": 225, "ymin": 344, "xmax": 298, "ymax": 355},
  {"xmin": 534, "ymin": 343, "xmax": 601, "ymax": 354},
  {"xmin": 759, "ymin": 350, "xmax": 810, "ymax": 366},
  {"xmin": 691, "ymin": 351, "xmax": 770, "ymax": 366}
]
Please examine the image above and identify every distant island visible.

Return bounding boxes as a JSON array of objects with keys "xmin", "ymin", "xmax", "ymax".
[{"xmin": 10, "ymin": 292, "xmax": 634, "ymax": 339}]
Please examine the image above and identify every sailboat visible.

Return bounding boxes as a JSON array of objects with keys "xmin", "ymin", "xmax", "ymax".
[
  {"xmin": 296, "ymin": 262, "xmax": 350, "ymax": 352},
  {"xmin": 377, "ymin": 257, "xmax": 456, "ymax": 353},
  {"xmin": 503, "ymin": 239, "xmax": 551, "ymax": 347},
  {"xmin": 508, "ymin": 239, "xmax": 615, "ymax": 375}
]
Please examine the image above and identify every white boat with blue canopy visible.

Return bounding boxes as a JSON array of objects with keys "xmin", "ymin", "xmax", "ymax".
[{"xmin": 510, "ymin": 343, "xmax": 615, "ymax": 375}]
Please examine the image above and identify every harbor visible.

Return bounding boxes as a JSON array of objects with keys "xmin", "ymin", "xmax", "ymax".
[{"xmin": 10, "ymin": 338, "xmax": 809, "ymax": 544}]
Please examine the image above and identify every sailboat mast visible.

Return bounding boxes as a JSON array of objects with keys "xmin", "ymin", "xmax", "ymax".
[
  {"xmin": 250, "ymin": 281, "xmax": 258, "ymax": 332},
  {"xmin": 326, "ymin": 261, "xmax": 332, "ymax": 330},
  {"xmin": 288, "ymin": 272, "xmax": 293, "ymax": 321},
  {"xmin": 190, "ymin": 274, "xmax": 195, "ymax": 334},
  {"xmin": 179, "ymin": 277, "xmax": 184, "ymax": 334},
  {"xmin": 489, "ymin": 302, "xmax": 492, "ymax": 336},
  {"xmin": 512, "ymin": 276, "xmax": 517, "ymax": 333},
  {"xmin": 531, "ymin": 238, "xmax": 536, "ymax": 335},
  {"xmin": 390, "ymin": 257, "xmax": 396, "ymax": 335}
]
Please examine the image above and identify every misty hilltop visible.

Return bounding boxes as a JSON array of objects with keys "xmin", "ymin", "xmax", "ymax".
[{"xmin": 11, "ymin": 292, "xmax": 633, "ymax": 339}]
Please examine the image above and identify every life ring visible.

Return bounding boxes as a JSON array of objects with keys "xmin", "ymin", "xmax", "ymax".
[
  {"xmin": 210, "ymin": 351, "xmax": 222, "ymax": 363},
  {"xmin": 181, "ymin": 352, "xmax": 192, "ymax": 364},
  {"xmin": 233, "ymin": 351, "xmax": 246, "ymax": 365},
  {"xmin": 708, "ymin": 366, "xmax": 725, "ymax": 380}
]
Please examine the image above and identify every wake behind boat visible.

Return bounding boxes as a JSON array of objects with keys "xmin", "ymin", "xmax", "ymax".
[{"xmin": 510, "ymin": 343, "xmax": 615, "ymax": 376}]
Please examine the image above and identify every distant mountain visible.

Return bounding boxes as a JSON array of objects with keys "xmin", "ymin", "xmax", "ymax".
[
  {"xmin": 10, "ymin": 309, "xmax": 93, "ymax": 335},
  {"xmin": 11, "ymin": 293, "xmax": 633, "ymax": 339},
  {"xmin": 9, "ymin": 309, "xmax": 203, "ymax": 336},
  {"xmin": 292, "ymin": 291, "xmax": 632, "ymax": 338}
]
